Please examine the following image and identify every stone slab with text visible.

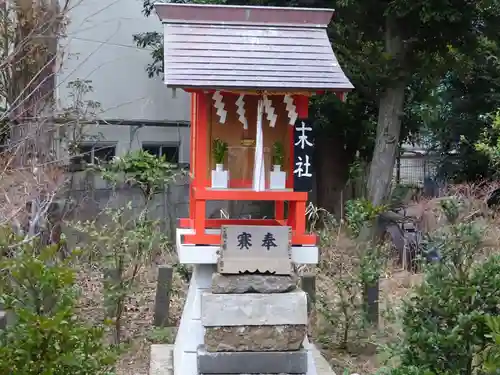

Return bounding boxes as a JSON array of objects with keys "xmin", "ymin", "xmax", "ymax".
[{"xmin": 218, "ymin": 225, "xmax": 293, "ymax": 275}]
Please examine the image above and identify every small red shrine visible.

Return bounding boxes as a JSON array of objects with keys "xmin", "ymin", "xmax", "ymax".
[{"xmin": 155, "ymin": 3, "xmax": 353, "ymax": 251}]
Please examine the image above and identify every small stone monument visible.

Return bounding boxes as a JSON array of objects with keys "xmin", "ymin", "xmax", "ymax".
[{"xmin": 196, "ymin": 225, "xmax": 309, "ymax": 374}]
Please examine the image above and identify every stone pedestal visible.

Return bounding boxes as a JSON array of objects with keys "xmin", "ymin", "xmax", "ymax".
[
  {"xmin": 211, "ymin": 273, "xmax": 298, "ymax": 294},
  {"xmin": 171, "ymin": 227, "xmax": 322, "ymax": 375},
  {"xmin": 197, "ymin": 273, "xmax": 309, "ymax": 374}
]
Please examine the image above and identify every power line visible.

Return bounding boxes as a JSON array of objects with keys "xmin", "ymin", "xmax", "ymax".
[{"xmin": 69, "ymin": 36, "xmax": 156, "ymax": 51}]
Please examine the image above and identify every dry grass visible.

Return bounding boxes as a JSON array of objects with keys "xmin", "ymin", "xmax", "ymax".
[{"xmin": 76, "ymin": 261, "xmax": 187, "ymax": 375}]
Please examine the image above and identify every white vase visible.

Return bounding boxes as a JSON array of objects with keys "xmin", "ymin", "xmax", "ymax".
[
  {"xmin": 212, "ymin": 163, "xmax": 228, "ymax": 189},
  {"xmin": 270, "ymin": 164, "xmax": 286, "ymax": 190}
]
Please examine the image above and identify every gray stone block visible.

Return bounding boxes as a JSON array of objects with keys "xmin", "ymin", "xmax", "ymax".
[
  {"xmin": 197, "ymin": 346, "xmax": 307, "ymax": 374},
  {"xmin": 211, "ymin": 273, "xmax": 298, "ymax": 294},
  {"xmin": 201, "ymin": 291, "xmax": 308, "ymax": 326},
  {"xmin": 205, "ymin": 325, "xmax": 306, "ymax": 352}
]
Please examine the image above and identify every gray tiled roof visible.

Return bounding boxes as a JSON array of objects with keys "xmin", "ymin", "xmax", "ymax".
[{"xmin": 157, "ymin": 4, "xmax": 353, "ymax": 91}]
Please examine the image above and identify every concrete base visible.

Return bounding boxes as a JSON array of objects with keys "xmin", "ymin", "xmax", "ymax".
[
  {"xmin": 150, "ymin": 340, "xmax": 336, "ymax": 375},
  {"xmin": 197, "ymin": 346, "xmax": 307, "ymax": 374},
  {"xmin": 173, "ymin": 264, "xmax": 216, "ymax": 375}
]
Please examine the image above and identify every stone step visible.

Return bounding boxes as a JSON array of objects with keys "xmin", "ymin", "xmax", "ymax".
[
  {"xmin": 149, "ymin": 343, "xmax": 337, "ymax": 375},
  {"xmin": 197, "ymin": 346, "xmax": 308, "ymax": 374},
  {"xmin": 204, "ymin": 325, "xmax": 306, "ymax": 352},
  {"xmin": 211, "ymin": 273, "xmax": 298, "ymax": 294},
  {"xmin": 201, "ymin": 291, "xmax": 308, "ymax": 327}
]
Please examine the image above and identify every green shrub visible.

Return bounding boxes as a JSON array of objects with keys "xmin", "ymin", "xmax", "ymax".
[
  {"xmin": 0, "ymin": 241, "xmax": 117, "ymax": 375},
  {"xmin": 483, "ymin": 315, "xmax": 500, "ymax": 374},
  {"xmin": 390, "ymin": 200, "xmax": 500, "ymax": 375},
  {"xmin": 345, "ymin": 198, "xmax": 387, "ymax": 237},
  {"xmin": 100, "ymin": 149, "xmax": 181, "ymax": 199}
]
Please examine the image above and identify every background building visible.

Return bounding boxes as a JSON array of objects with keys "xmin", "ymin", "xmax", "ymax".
[{"xmin": 56, "ymin": 0, "xmax": 191, "ymax": 166}]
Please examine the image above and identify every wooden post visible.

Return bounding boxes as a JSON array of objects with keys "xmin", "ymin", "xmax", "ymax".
[
  {"xmin": 0, "ymin": 311, "xmax": 6, "ymax": 330},
  {"xmin": 363, "ymin": 280, "xmax": 379, "ymax": 325},
  {"xmin": 360, "ymin": 218, "xmax": 383, "ymax": 327},
  {"xmin": 396, "ymin": 154, "xmax": 401, "ymax": 184},
  {"xmin": 275, "ymin": 201, "xmax": 285, "ymax": 221},
  {"xmin": 154, "ymin": 266, "xmax": 173, "ymax": 327},
  {"xmin": 193, "ymin": 91, "xmax": 208, "ymax": 239},
  {"xmin": 286, "ymin": 97, "xmax": 295, "ymax": 189},
  {"xmin": 189, "ymin": 92, "xmax": 196, "ymax": 224},
  {"xmin": 300, "ymin": 273, "xmax": 316, "ymax": 314}
]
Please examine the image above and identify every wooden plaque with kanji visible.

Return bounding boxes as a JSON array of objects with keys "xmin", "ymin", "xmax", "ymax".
[{"xmin": 218, "ymin": 225, "xmax": 293, "ymax": 275}]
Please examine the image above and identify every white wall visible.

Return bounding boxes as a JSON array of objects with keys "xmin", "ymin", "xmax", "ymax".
[{"xmin": 56, "ymin": 0, "xmax": 190, "ymax": 123}]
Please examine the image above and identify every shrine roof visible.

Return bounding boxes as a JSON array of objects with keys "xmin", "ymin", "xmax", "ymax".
[{"xmin": 154, "ymin": 3, "xmax": 354, "ymax": 92}]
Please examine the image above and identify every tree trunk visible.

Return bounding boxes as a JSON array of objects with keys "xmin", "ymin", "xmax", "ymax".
[
  {"xmin": 366, "ymin": 16, "xmax": 406, "ymax": 207},
  {"xmin": 366, "ymin": 83, "xmax": 405, "ymax": 206},
  {"xmin": 364, "ymin": 15, "xmax": 406, "ymax": 327},
  {"xmin": 315, "ymin": 135, "xmax": 355, "ymax": 218}
]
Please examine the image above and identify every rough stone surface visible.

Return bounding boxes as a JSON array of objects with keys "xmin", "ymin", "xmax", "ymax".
[
  {"xmin": 197, "ymin": 346, "xmax": 308, "ymax": 374},
  {"xmin": 211, "ymin": 273, "xmax": 298, "ymax": 294},
  {"xmin": 201, "ymin": 291, "xmax": 308, "ymax": 326},
  {"xmin": 204, "ymin": 325, "xmax": 306, "ymax": 352}
]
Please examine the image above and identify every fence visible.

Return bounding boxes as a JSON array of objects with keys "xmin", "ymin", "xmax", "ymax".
[{"xmin": 393, "ymin": 151, "xmax": 440, "ymax": 187}]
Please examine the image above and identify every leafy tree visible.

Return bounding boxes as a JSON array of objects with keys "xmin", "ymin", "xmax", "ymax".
[
  {"xmin": 134, "ymin": 0, "xmax": 500, "ymax": 211},
  {"xmin": 418, "ymin": 37, "xmax": 500, "ymax": 182},
  {"xmin": 133, "ymin": 0, "xmax": 223, "ymax": 78},
  {"xmin": 474, "ymin": 109, "xmax": 500, "ymax": 176},
  {"xmin": 329, "ymin": 0, "xmax": 500, "ymax": 204}
]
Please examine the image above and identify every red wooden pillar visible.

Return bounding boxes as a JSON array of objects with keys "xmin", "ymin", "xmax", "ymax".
[
  {"xmin": 193, "ymin": 91, "xmax": 209, "ymax": 237},
  {"xmin": 295, "ymin": 95, "xmax": 309, "ymax": 119},
  {"xmin": 275, "ymin": 201, "xmax": 285, "ymax": 221},
  {"xmin": 188, "ymin": 93, "xmax": 196, "ymax": 226},
  {"xmin": 286, "ymin": 123, "xmax": 294, "ymax": 189}
]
